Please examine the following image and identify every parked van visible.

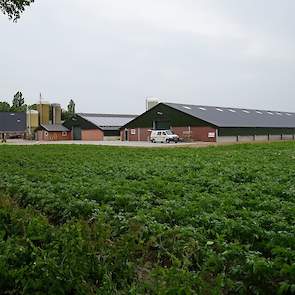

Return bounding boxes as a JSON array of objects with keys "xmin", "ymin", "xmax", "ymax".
[{"xmin": 150, "ymin": 130, "xmax": 180, "ymax": 143}]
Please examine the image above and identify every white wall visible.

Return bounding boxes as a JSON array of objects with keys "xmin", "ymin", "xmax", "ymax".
[
  {"xmin": 238, "ymin": 136, "xmax": 255, "ymax": 142},
  {"xmin": 217, "ymin": 136, "xmax": 238, "ymax": 143},
  {"xmin": 282, "ymin": 134, "xmax": 294, "ymax": 140},
  {"xmin": 218, "ymin": 134, "xmax": 295, "ymax": 143},
  {"xmin": 255, "ymin": 135, "xmax": 269, "ymax": 141}
]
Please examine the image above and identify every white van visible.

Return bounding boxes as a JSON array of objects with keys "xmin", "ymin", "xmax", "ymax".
[{"xmin": 150, "ymin": 130, "xmax": 180, "ymax": 143}]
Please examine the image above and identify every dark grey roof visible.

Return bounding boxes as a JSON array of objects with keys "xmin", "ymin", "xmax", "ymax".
[
  {"xmin": 77, "ymin": 113, "xmax": 137, "ymax": 129},
  {"xmin": 40, "ymin": 124, "xmax": 69, "ymax": 132},
  {"xmin": 165, "ymin": 103, "xmax": 295, "ymax": 128},
  {"xmin": 0, "ymin": 112, "xmax": 26, "ymax": 132}
]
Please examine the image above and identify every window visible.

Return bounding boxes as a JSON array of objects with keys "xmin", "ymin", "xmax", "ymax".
[
  {"xmin": 157, "ymin": 132, "xmax": 161, "ymax": 135},
  {"xmin": 199, "ymin": 107, "xmax": 207, "ymax": 111},
  {"xmin": 163, "ymin": 132, "xmax": 167, "ymax": 135},
  {"xmin": 256, "ymin": 111, "xmax": 263, "ymax": 114},
  {"xmin": 208, "ymin": 132, "xmax": 215, "ymax": 138},
  {"xmin": 44, "ymin": 131, "xmax": 49, "ymax": 136},
  {"xmin": 131, "ymin": 129, "xmax": 136, "ymax": 135},
  {"xmin": 216, "ymin": 108, "xmax": 223, "ymax": 112},
  {"xmin": 228, "ymin": 109, "xmax": 236, "ymax": 113},
  {"xmin": 62, "ymin": 132, "xmax": 67, "ymax": 137},
  {"xmin": 242, "ymin": 110, "xmax": 250, "ymax": 114},
  {"xmin": 182, "ymin": 106, "xmax": 191, "ymax": 110},
  {"xmin": 267, "ymin": 112, "xmax": 274, "ymax": 115}
]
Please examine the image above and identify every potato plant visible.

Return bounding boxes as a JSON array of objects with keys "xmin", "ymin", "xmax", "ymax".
[{"xmin": 0, "ymin": 143, "xmax": 294, "ymax": 294}]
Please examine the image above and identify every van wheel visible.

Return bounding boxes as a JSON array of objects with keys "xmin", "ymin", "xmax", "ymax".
[{"xmin": 166, "ymin": 139, "xmax": 170, "ymax": 143}]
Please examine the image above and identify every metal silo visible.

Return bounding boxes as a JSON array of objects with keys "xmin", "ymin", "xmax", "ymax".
[
  {"xmin": 26, "ymin": 110, "xmax": 39, "ymax": 129},
  {"xmin": 37, "ymin": 102, "xmax": 50, "ymax": 125},
  {"xmin": 51, "ymin": 103, "xmax": 62, "ymax": 125},
  {"xmin": 146, "ymin": 97, "xmax": 160, "ymax": 110}
]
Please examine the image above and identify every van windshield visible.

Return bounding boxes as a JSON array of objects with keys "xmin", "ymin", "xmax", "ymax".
[{"xmin": 166, "ymin": 130, "xmax": 174, "ymax": 135}]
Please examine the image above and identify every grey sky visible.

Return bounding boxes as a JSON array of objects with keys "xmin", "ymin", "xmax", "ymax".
[{"xmin": 1, "ymin": 0, "xmax": 295, "ymax": 114}]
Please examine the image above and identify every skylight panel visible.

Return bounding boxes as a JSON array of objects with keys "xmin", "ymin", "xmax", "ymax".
[
  {"xmin": 286, "ymin": 113, "xmax": 292, "ymax": 116},
  {"xmin": 228, "ymin": 109, "xmax": 236, "ymax": 113},
  {"xmin": 216, "ymin": 108, "xmax": 223, "ymax": 112},
  {"xmin": 182, "ymin": 106, "xmax": 191, "ymax": 110},
  {"xmin": 267, "ymin": 112, "xmax": 274, "ymax": 115},
  {"xmin": 242, "ymin": 110, "xmax": 250, "ymax": 114},
  {"xmin": 256, "ymin": 111, "xmax": 263, "ymax": 114},
  {"xmin": 276, "ymin": 112, "xmax": 282, "ymax": 116},
  {"xmin": 198, "ymin": 107, "xmax": 207, "ymax": 111}
]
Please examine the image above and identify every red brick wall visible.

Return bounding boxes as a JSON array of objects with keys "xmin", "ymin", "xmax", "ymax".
[
  {"xmin": 121, "ymin": 128, "xmax": 152, "ymax": 141},
  {"xmin": 37, "ymin": 130, "xmax": 72, "ymax": 141},
  {"xmin": 121, "ymin": 126, "xmax": 216, "ymax": 142},
  {"xmin": 190, "ymin": 126, "xmax": 217, "ymax": 142},
  {"xmin": 172, "ymin": 126, "xmax": 217, "ymax": 142},
  {"xmin": 81, "ymin": 129, "xmax": 104, "ymax": 141}
]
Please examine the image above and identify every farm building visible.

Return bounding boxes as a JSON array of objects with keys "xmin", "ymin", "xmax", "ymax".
[
  {"xmin": 0, "ymin": 112, "xmax": 26, "ymax": 139},
  {"xmin": 121, "ymin": 102, "xmax": 295, "ymax": 142},
  {"xmin": 36, "ymin": 124, "xmax": 71, "ymax": 141},
  {"xmin": 64, "ymin": 113, "xmax": 137, "ymax": 141}
]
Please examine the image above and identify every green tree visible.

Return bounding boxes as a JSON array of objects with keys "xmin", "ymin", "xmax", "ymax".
[
  {"xmin": 67, "ymin": 99, "xmax": 76, "ymax": 115},
  {"xmin": 0, "ymin": 101, "xmax": 11, "ymax": 112},
  {"xmin": 11, "ymin": 91, "xmax": 27, "ymax": 112},
  {"xmin": 29, "ymin": 103, "xmax": 37, "ymax": 110},
  {"xmin": 62, "ymin": 99, "xmax": 76, "ymax": 121},
  {"xmin": 0, "ymin": 0, "xmax": 34, "ymax": 21}
]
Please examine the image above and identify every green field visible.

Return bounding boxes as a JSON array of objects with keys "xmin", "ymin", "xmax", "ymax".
[{"xmin": 0, "ymin": 143, "xmax": 294, "ymax": 294}]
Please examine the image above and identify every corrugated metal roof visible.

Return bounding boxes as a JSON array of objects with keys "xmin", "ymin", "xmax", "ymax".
[
  {"xmin": 77, "ymin": 113, "xmax": 137, "ymax": 128},
  {"xmin": 0, "ymin": 112, "xmax": 26, "ymax": 132},
  {"xmin": 165, "ymin": 103, "xmax": 295, "ymax": 128},
  {"xmin": 40, "ymin": 124, "xmax": 69, "ymax": 132}
]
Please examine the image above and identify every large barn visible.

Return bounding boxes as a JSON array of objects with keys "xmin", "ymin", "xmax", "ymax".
[
  {"xmin": 64, "ymin": 113, "xmax": 137, "ymax": 141},
  {"xmin": 0, "ymin": 112, "xmax": 26, "ymax": 138},
  {"xmin": 120, "ymin": 103, "xmax": 295, "ymax": 142}
]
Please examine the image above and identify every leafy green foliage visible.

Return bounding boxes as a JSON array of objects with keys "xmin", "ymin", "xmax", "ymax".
[
  {"xmin": 62, "ymin": 99, "xmax": 76, "ymax": 121},
  {"xmin": 0, "ymin": 0, "xmax": 34, "ymax": 21},
  {"xmin": 10, "ymin": 91, "xmax": 26, "ymax": 112},
  {"xmin": 0, "ymin": 101, "xmax": 11, "ymax": 112},
  {"xmin": 0, "ymin": 142, "xmax": 294, "ymax": 294}
]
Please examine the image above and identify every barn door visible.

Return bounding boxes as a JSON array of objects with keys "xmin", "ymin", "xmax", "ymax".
[{"xmin": 73, "ymin": 127, "xmax": 82, "ymax": 140}]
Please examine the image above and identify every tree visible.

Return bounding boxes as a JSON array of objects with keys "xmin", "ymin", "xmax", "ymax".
[
  {"xmin": 11, "ymin": 91, "xmax": 26, "ymax": 112},
  {"xmin": 29, "ymin": 103, "xmax": 37, "ymax": 110},
  {"xmin": 0, "ymin": 0, "xmax": 34, "ymax": 21},
  {"xmin": 62, "ymin": 99, "xmax": 76, "ymax": 121},
  {"xmin": 0, "ymin": 101, "xmax": 11, "ymax": 112},
  {"xmin": 67, "ymin": 99, "xmax": 75, "ymax": 115}
]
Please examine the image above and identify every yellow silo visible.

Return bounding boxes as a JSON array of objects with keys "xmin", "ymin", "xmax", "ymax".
[
  {"xmin": 26, "ymin": 110, "xmax": 39, "ymax": 129},
  {"xmin": 37, "ymin": 102, "xmax": 50, "ymax": 125}
]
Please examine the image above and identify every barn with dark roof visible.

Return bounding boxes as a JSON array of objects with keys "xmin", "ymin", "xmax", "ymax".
[
  {"xmin": 0, "ymin": 112, "xmax": 26, "ymax": 138},
  {"xmin": 120, "ymin": 102, "xmax": 295, "ymax": 142},
  {"xmin": 64, "ymin": 113, "xmax": 137, "ymax": 141}
]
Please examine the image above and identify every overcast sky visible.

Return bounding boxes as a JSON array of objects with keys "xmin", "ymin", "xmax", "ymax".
[{"xmin": 1, "ymin": 0, "xmax": 295, "ymax": 114}]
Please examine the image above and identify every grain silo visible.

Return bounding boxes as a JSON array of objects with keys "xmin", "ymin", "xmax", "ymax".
[
  {"xmin": 26, "ymin": 110, "xmax": 39, "ymax": 129},
  {"xmin": 146, "ymin": 98, "xmax": 160, "ymax": 111},
  {"xmin": 37, "ymin": 102, "xmax": 50, "ymax": 125},
  {"xmin": 51, "ymin": 103, "xmax": 62, "ymax": 124}
]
